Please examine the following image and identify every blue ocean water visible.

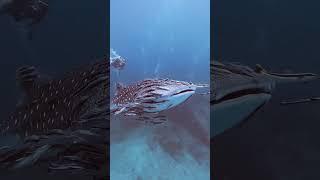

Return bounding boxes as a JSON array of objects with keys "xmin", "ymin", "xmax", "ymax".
[{"xmin": 110, "ymin": 0, "xmax": 210, "ymax": 179}]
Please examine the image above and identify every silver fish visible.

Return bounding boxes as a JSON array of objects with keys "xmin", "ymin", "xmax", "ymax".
[
  {"xmin": 0, "ymin": 58, "xmax": 108, "ymax": 178},
  {"xmin": 211, "ymin": 61, "xmax": 317, "ymax": 137},
  {"xmin": 111, "ymin": 78, "xmax": 208, "ymax": 123}
]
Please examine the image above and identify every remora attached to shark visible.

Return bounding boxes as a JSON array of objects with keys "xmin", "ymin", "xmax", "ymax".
[
  {"xmin": 111, "ymin": 78, "xmax": 208, "ymax": 124},
  {"xmin": 211, "ymin": 61, "xmax": 317, "ymax": 138}
]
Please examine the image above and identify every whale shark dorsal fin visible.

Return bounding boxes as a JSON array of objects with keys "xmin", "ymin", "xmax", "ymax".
[{"xmin": 15, "ymin": 65, "xmax": 51, "ymax": 105}]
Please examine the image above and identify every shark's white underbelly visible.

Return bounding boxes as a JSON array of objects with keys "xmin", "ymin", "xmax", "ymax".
[{"xmin": 211, "ymin": 93, "xmax": 271, "ymax": 138}]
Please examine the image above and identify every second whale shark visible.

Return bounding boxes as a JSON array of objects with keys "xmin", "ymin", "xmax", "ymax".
[{"xmin": 211, "ymin": 61, "xmax": 317, "ymax": 138}]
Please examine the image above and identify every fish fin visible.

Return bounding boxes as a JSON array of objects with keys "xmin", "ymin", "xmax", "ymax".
[
  {"xmin": 124, "ymin": 112, "xmax": 137, "ymax": 116},
  {"xmin": 16, "ymin": 66, "xmax": 40, "ymax": 104},
  {"xmin": 27, "ymin": 30, "xmax": 33, "ymax": 41}
]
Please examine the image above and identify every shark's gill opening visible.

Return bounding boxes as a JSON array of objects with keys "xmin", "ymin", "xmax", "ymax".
[{"xmin": 212, "ymin": 88, "xmax": 270, "ymax": 105}]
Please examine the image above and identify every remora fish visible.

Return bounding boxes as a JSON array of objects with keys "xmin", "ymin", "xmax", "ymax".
[
  {"xmin": 211, "ymin": 61, "xmax": 317, "ymax": 138},
  {"xmin": 0, "ymin": 58, "xmax": 108, "ymax": 137},
  {"xmin": 111, "ymin": 78, "xmax": 208, "ymax": 123}
]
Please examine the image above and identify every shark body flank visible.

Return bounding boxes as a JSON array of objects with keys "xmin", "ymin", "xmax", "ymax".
[{"xmin": 0, "ymin": 58, "xmax": 108, "ymax": 137}]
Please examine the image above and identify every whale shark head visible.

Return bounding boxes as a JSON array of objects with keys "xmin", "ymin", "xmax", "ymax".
[
  {"xmin": 111, "ymin": 79, "xmax": 200, "ymax": 115},
  {"xmin": 211, "ymin": 61, "xmax": 317, "ymax": 138}
]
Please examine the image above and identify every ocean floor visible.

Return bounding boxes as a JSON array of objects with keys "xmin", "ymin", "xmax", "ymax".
[{"xmin": 110, "ymin": 95, "xmax": 210, "ymax": 180}]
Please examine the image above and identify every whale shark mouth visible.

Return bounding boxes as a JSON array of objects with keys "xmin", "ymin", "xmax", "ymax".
[
  {"xmin": 172, "ymin": 89, "xmax": 195, "ymax": 96},
  {"xmin": 212, "ymin": 88, "xmax": 271, "ymax": 105}
]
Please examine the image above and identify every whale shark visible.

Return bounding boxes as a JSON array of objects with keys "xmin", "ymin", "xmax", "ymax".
[
  {"xmin": 0, "ymin": 58, "xmax": 109, "ymax": 177},
  {"xmin": 211, "ymin": 61, "xmax": 317, "ymax": 138},
  {"xmin": 111, "ymin": 78, "xmax": 208, "ymax": 124},
  {"xmin": 110, "ymin": 48, "xmax": 126, "ymax": 70},
  {"xmin": 0, "ymin": 0, "xmax": 48, "ymax": 40},
  {"xmin": 0, "ymin": 58, "xmax": 108, "ymax": 138}
]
